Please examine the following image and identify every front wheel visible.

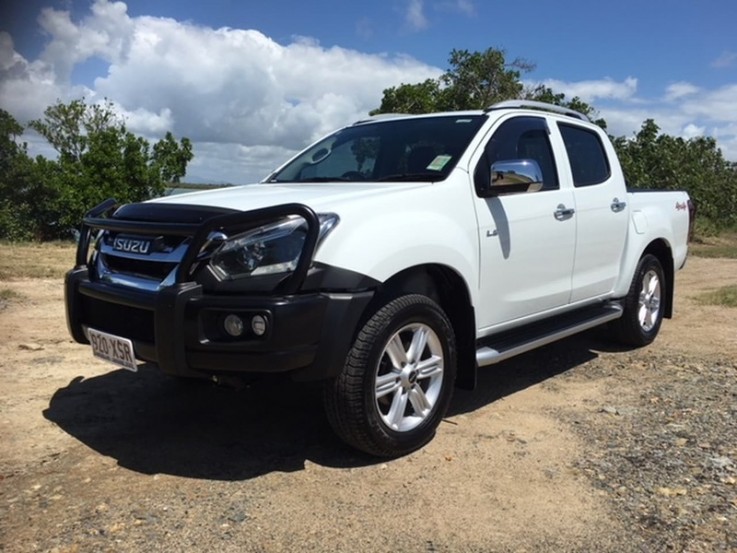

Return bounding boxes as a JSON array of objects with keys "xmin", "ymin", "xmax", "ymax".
[
  {"xmin": 610, "ymin": 254, "xmax": 666, "ymax": 346},
  {"xmin": 323, "ymin": 294, "xmax": 457, "ymax": 457}
]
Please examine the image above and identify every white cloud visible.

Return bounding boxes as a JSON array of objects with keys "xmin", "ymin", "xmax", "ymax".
[
  {"xmin": 0, "ymin": 32, "xmax": 25, "ymax": 72},
  {"xmin": 405, "ymin": 0, "xmax": 429, "ymax": 31},
  {"xmin": 450, "ymin": 0, "xmax": 475, "ymax": 16},
  {"xmin": 672, "ymin": 84, "xmax": 737, "ymax": 160},
  {"xmin": 540, "ymin": 77, "xmax": 638, "ymax": 102},
  {"xmin": 711, "ymin": 50, "xmax": 737, "ymax": 69},
  {"xmin": 38, "ymin": 0, "xmax": 134, "ymax": 83},
  {"xmin": 355, "ymin": 17, "xmax": 373, "ymax": 39},
  {"xmin": 115, "ymin": 104, "xmax": 174, "ymax": 135},
  {"xmin": 676, "ymin": 84, "xmax": 737, "ymax": 123},
  {"xmin": 533, "ymin": 75, "xmax": 737, "ymax": 161},
  {"xmin": 603, "ymin": 107, "xmax": 706, "ymax": 142},
  {"xmin": 435, "ymin": 0, "xmax": 476, "ymax": 17},
  {"xmin": 91, "ymin": 19, "xmax": 439, "ymax": 150},
  {"xmin": 599, "ymin": 82, "xmax": 737, "ymax": 161},
  {"xmin": 3, "ymin": 0, "xmax": 737, "ymax": 182},
  {"xmin": 0, "ymin": 32, "xmax": 90, "ymax": 123},
  {"xmin": 681, "ymin": 123, "xmax": 705, "ymax": 139},
  {"xmin": 185, "ymin": 142, "xmax": 296, "ymax": 184},
  {"xmin": 1, "ymin": 0, "xmax": 441, "ymax": 183},
  {"xmin": 712, "ymin": 123, "xmax": 737, "ymax": 161},
  {"xmin": 664, "ymin": 81, "xmax": 700, "ymax": 102},
  {"xmin": 597, "ymin": 107, "xmax": 650, "ymax": 137}
]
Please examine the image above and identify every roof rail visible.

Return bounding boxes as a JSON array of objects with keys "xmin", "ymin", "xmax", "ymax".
[
  {"xmin": 352, "ymin": 113, "xmax": 410, "ymax": 125},
  {"xmin": 485, "ymin": 100, "xmax": 590, "ymax": 122}
]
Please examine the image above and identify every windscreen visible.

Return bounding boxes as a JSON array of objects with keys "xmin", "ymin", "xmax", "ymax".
[{"xmin": 268, "ymin": 114, "xmax": 487, "ymax": 183}]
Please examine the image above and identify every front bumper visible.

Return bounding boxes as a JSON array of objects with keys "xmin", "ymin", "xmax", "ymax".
[{"xmin": 65, "ymin": 267, "xmax": 373, "ymax": 381}]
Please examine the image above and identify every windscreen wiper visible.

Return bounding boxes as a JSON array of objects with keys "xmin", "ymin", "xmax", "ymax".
[
  {"xmin": 269, "ymin": 177, "xmax": 346, "ymax": 183},
  {"xmin": 377, "ymin": 172, "xmax": 441, "ymax": 182}
]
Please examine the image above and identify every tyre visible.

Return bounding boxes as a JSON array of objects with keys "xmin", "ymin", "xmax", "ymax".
[
  {"xmin": 323, "ymin": 294, "xmax": 457, "ymax": 457},
  {"xmin": 611, "ymin": 254, "xmax": 666, "ymax": 346}
]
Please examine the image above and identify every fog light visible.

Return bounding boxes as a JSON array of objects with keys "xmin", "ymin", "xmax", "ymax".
[
  {"xmin": 251, "ymin": 314, "xmax": 267, "ymax": 336},
  {"xmin": 223, "ymin": 314, "xmax": 244, "ymax": 337}
]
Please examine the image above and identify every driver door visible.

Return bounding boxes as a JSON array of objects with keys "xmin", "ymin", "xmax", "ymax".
[{"xmin": 472, "ymin": 116, "xmax": 576, "ymax": 331}]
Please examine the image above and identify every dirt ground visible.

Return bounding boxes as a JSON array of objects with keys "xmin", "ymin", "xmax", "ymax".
[{"xmin": 0, "ymin": 249, "xmax": 735, "ymax": 552}]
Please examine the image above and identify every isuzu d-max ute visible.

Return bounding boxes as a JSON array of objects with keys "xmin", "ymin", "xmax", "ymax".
[{"xmin": 65, "ymin": 100, "xmax": 693, "ymax": 457}]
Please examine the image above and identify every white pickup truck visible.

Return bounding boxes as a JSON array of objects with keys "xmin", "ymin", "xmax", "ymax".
[{"xmin": 65, "ymin": 100, "xmax": 693, "ymax": 457}]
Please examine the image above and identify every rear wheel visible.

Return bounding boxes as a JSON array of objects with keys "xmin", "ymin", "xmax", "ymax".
[
  {"xmin": 611, "ymin": 254, "xmax": 665, "ymax": 346},
  {"xmin": 323, "ymin": 294, "xmax": 456, "ymax": 457}
]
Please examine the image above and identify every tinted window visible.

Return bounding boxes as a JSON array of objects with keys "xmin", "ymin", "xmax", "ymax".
[
  {"xmin": 298, "ymin": 137, "xmax": 380, "ymax": 180},
  {"xmin": 558, "ymin": 123, "xmax": 611, "ymax": 187},
  {"xmin": 475, "ymin": 116, "xmax": 559, "ymax": 192},
  {"xmin": 270, "ymin": 115, "xmax": 487, "ymax": 183}
]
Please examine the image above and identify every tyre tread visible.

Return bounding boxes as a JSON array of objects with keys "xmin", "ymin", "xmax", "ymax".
[
  {"xmin": 611, "ymin": 254, "xmax": 665, "ymax": 347},
  {"xmin": 324, "ymin": 294, "xmax": 456, "ymax": 457}
]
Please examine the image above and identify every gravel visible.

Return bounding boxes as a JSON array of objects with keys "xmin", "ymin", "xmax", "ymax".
[
  {"xmin": 2, "ymin": 255, "xmax": 737, "ymax": 552},
  {"xmin": 564, "ymin": 351, "xmax": 737, "ymax": 552}
]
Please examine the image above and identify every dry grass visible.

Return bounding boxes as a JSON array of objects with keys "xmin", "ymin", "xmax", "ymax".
[
  {"xmin": 695, "ymin": 285, "xmax": 737, "ymax": 308},
  {"xmin": 690, "ymin": 231, "xmax": 737, "ymax": 259},
  {"xmin": 0, "ymin": 288, "xmax": 23, "ymax": 311},
  {"xmin": 0, "ymin": 241, "xmax": 76, "ymax": 280}
]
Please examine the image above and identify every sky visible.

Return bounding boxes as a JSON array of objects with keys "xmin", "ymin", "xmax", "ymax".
[{"xmin": 1, "ymin": 0, "xmax": 736, "ymax": 184}]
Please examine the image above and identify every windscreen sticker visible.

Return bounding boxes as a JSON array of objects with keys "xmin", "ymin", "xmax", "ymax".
[
  {"xmin": 427, "ymin": 155, "xmax": 452, "ymax": 171},
  {"xmin": 455, "ymin": 118, "xmax": 473, "ymax": 123}
]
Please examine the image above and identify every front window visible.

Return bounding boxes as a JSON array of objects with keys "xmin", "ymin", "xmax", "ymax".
[
  {"xmin": 268, "ymin": 115, "xmax": 487, "ymax": 183},
  {"xmin": 474, "ymin": 116, "xmax": 559, "ymax": 193}
]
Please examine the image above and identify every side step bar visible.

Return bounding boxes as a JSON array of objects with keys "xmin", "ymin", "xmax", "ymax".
[{"xmin": 476, "ymin": 303, "xmax": 623, "ymax": 368}]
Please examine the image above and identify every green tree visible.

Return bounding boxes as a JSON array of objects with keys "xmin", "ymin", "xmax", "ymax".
[
  {"xmin": 0, "ymin": 110, "xmax": 51, "ymax": 240},
  {"xmin": 524, "ymin": 85, "xmax": 607, "ymax": 129},
  {"xmin": 371, "ymin": 48, "xmax": 607, "ymax": 129},
  {"xmin": 370, "ymin": 79, "xmax": 444, "ymax": 115},
  {"xmin": 23, "ymin": 98, "xmax": 195, "ymax": 239},
  {"xmin": 439, "ymin": 48, "xmax": 532, "ymax": 110},
  {"xmin": 371, "ymin": 47, "xmax": 533, "ymax": 114},
  {"xmin": 153, "ymin": 131, "xmax": 193, "ymax": 183},
  {"xmin": 29, "ymin": 99, "xmax": 118, "ymax": 163},
  {"xmin": 613, "ymin": 119, "xmax": 737, "ymax": 230}
]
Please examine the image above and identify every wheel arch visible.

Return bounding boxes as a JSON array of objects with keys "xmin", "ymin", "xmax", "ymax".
[{"xmin": 366, "ymin": 264, "xmax": 477, "ymax": 391}]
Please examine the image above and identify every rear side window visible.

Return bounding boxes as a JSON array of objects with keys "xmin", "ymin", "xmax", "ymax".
[{"xmin": 558, "ymin": 123, "xmax": 611, "ymax": 187}]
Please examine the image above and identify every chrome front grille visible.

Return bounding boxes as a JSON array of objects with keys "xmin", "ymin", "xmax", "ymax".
[
  {"xmin": 95, "ymin": 232, "xmax": 191, "ymax": 291},
  {"xmin": 101, "ymin": 254, "xmax": 177, "ymax": 280},
  {"xmin": 78, "ymin": 199, "xmax": 321, "ymax": 296}
]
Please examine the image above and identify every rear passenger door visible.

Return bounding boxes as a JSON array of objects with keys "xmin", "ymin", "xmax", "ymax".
[{"xmin": 558, "ymin": 123, "xmax": 628, "ymax": 302}]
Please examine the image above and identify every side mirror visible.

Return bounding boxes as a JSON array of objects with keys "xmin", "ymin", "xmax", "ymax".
[{"xmin": 482, "ymin": 159, "xmax": 544, "ymax": 197}]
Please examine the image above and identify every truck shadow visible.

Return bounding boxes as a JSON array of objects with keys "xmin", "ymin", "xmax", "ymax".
[
  {"xmin": 44, "ymin": 329, "xmax": 618, "ymax": 481},
  {"xmin": 449, "ymin": 330, "xmax": 609, "ymax": 417},
  {"xmin": 43, "ymin": 368, "xmax": 363, "ymax": 480}
]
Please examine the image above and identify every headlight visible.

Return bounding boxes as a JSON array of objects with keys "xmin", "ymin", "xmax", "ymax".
[{"xmin": 209, "ymin": 213, "xmax": 338, "ymax": 280}]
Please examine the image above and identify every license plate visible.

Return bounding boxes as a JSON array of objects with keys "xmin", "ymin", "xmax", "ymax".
[{"xmin": 88, "ymin": 328, "xmax": 138, "ymax": 372}]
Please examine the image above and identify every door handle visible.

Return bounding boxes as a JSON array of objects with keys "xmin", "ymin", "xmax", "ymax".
[
  {"xmin": 554, "ymin": 204, "xmax": 575, "ymax": 221},
  {"xmin": 611, "ymin": 198, "xmax": 627, "ymax": 213}
]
